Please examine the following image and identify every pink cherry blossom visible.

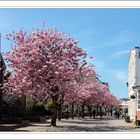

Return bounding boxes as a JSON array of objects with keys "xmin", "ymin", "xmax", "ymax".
[{"xmin": 3, "ymin": 26, "xmax": 117, "ymax": 126}]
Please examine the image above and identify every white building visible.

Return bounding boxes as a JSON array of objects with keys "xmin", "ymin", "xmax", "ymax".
[{"xmin": 128, "ymin": 47, "xmax": 140, "ymax": 121}]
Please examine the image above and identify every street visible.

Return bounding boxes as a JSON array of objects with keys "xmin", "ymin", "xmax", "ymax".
[{"xmin": 13, "ymin": 116, "xmax": 140, "ymax": 132}]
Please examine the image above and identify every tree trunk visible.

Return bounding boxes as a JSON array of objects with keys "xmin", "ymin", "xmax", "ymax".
[
  {"xmin": 88, "ymin": 105, "xmax": 92, "ymax": 118},
  {"xmin": 105, "ymin": 107, "xmax": 106, "ymax": 114},
  {"xmin": 71, "ymin": 103, "xmax": 74, "ymax": 119},
  {"xmin": 99, "ymin": 106, "xmax": 102, "ymax": 119},
  {"xmin": 108, "ymin": 108, "xmax": 110, "ymax": 116},
  {"xmin": 78, "ymin": 105, "xmax": 81, "ymax": 117},
  {"xmin": 96, "ymin": 106, "xmax": 99, "ymax": 113},
  {"xmin": 82, "ymin": 104, "xmax": 85, "ymax": 118},
  {"xmin": 110, "ymin": 107, "xmax": 113, "ymax": 116},
  {"xmin": 76, "ymin": 104, "xmax": 79, "ymax": 117},
  {"xmin": 51, "ymin": 96, "xmax": 57, "ymax": 126},
  {"xmin": 66, "ymin": 105, "xmax": 69, "ymax": 119},
  {"xmin": 58, "ymin": 104, "xmax": 62, "ymax": 121},
  {"xmin": 21, "ymin": 94, "xmax": 26, "ymax": 119}
]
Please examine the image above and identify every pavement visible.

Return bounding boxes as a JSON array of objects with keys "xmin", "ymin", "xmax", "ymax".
[
  {"xmin": 0, "ymin": 121, "xmax": 29, "ymax": 131},
  {"xmin": 11, "ymin": 116, "xmax": 140, "ymax": 132}
]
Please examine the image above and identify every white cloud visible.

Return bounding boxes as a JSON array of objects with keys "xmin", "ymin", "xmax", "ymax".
[
  {"xmin": 104, "ymin": 68, "xmax": 127, "ymax": 83},
  {"xmin": 94, "ymin": 30, "xmax": 135, "ymax": 49},
  {"xmin": 111, "ymin": 49, "xmax": 130, "ymax": 58},
  {"xmin": 114, "ymin": 70, "xmax": 128, "ymax": 83}
]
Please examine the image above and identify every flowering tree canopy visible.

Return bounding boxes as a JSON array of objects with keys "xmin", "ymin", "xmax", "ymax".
[
  {"xmin": 3, "ymin": 28, "xmax": 86, "ymax": 99},
  {"xmin": 2, "ymin": 25, "xmax": 118, "ymax": 125},
  {"xmin": 3, "ymin": 27, "xmax": 88, "ymax": 126}
]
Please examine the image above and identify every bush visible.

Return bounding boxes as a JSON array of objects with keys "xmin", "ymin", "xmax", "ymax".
[
  {"xmin": 2, "ymin": 95, "xmax": 25, "ymax": 118},
  {"xmin": 31, "ymin": 101, "xmax": 46, "ymax": 116},
  {"xmin": 0, "ymin": 117, "xmax": 22, "ymax": 124},
  {"xmin": 44, "ymin": 99, "xmax": 53, "ymax": 116},
  {"xmin": 27, "ymin": 116, "xmax": 45, "ymax": 122}
]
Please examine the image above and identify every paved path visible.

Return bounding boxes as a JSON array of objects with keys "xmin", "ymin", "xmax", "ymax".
[{"xmin": 13, "ymin": 117, "xmax": 140, "ymax": 132}]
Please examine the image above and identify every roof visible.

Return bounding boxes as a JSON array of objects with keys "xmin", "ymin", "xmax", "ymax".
[{"xmin": 119, "ymin": 98, "xmax": 129, "ymax": 101}]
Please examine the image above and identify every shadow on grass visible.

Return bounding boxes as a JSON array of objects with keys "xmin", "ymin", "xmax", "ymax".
[
  {"xmin": 60, "ymin": 117, "xmax": 117, "ymax": 125},
  {"xmin": 61, "ymin": 120, "xmax": 109, "ymax": 125},
  {"xmin": 0, "ymin": 124, "xmax": 29, "ymax": 131},
  {"xmin": 51, "ymin": 125, "xmax": 133, "ymax": 132},
  {"xmin": 1, "ymin": 117, "xmax": 129, "ymax": 132},
  {"xmin": 11, "ymin": 124, "xmax": 133, "ymax": 132},
  {"xmin": 78, "ymin": 117, "xmax": 118, "ymax": 121}
]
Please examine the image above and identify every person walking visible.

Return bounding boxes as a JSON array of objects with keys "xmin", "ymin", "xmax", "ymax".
[
  {"xmin": 117, "ymin": 110, "xmax": 121, "ymax": 120},
  {"xmin": 114, "ymin": 111, "xmax": 117, "ymax": 119}
]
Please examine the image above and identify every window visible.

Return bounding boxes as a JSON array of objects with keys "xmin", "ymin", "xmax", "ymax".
[
  {"xmin": 139, "ymin": 52, "xmax": 140, "ymax": 58},
  {"xmin": 138, "ymin": 90, "xmax": 140, "ymax": 109}
]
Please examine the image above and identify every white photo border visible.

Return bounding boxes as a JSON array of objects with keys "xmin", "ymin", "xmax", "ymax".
[{"xmin": 0, "ymin": 0, "xmax": 140, "ymax": 139}]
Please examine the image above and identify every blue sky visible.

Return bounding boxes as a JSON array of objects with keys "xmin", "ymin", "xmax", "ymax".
[{"xmin": 1, "ymin": 8, "xmax": 140, "ymax": 99}]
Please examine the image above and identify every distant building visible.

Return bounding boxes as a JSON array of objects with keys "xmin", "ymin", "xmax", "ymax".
[{"xmin": 128, "ymin": 47, "xmax": 140, "ymax": 121}]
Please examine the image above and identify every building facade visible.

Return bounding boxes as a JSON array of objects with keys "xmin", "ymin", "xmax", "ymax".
[{"xmin": 128, "ymin": 47, "xmax": 140, "ymax": 121}]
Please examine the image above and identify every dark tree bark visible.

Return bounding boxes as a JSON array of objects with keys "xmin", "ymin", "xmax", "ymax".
[
  {"xmin": 71, "ymin": 103, "xmax": 74, "ymax": 119},
  {"xmin": 110, "ymin": 107, "xmax": 113, "ymax": 116},
  {"xmin": 58, "ymin": 92, "xmax": 64, "ymax": 121},
  {"xmin": 58, "ymin": 104, "xmax": 62, "ymax": 121},
  {"xmin": 88, "ymin": 105, "xmax": 92, "ymax": 118},
  {"xmin": 99, "ymin": 106, "xmax": 102, "ymax": 119},
  {"xmin": 81, "ymin": 104, "xmax": 85, "ymax": 118},
  {"xmin": 21, "ymin": 94, "xmax": 26, "ymax": 119},
  {"xmin": 51, "ymin": 86, "xmax": 59, "ymax": 126},
  {"xmin": 51, "ymin": 96, "xmax": 58, "ymax": 126},
  {"xmin": 105, "ymin": 107, "xmax": 107, "ymax": 113},
  {"xmin": 66, "ymin": 105, "xmax": 69, "ymax": 119},
  {"xmin": 76, "ymin": 104, "xmax": 79, "ymax": 117},
  {"xmin": 99, "ymin": 104, "xmax": 104, "ymax": 119},
  {"xmin": 108, "ymin": 109, "xmax": 110, "ymax": 116}
]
